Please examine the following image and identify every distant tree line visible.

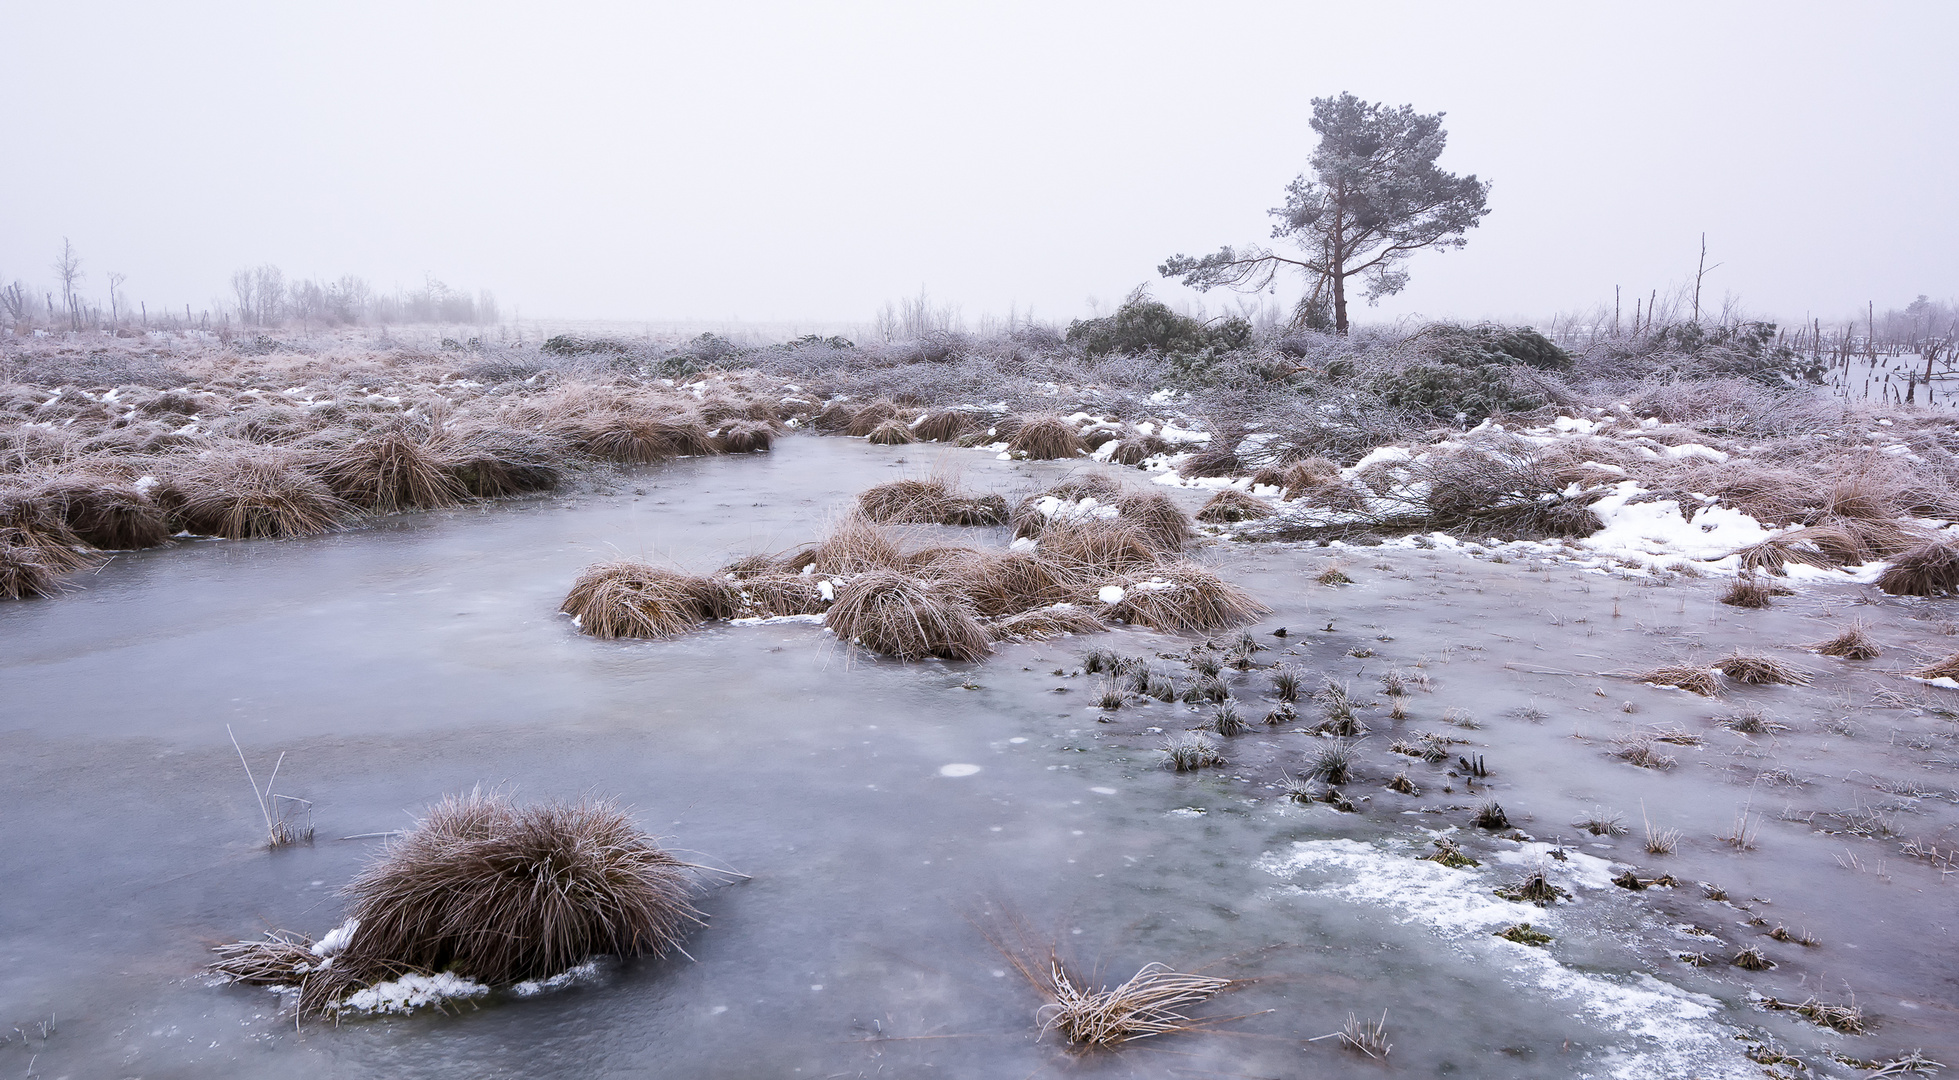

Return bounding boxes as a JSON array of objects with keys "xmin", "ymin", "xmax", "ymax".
[{"xmin": 0, "ymin": 238, "xmax": 498, "ymax": 334}]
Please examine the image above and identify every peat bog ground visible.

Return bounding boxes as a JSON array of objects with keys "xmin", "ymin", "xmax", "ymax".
[{"xmin": 4, "ymin": 328, "xmax": 1958, "ymax": 1079}]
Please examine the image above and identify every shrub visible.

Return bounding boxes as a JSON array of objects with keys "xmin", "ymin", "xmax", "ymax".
[
  {"xmin": 1064, "ymin": 295, "xmax": 1249, "ymax": 359},
  {"xmin": 1422, "ymin": 324, "xmax": 1573, "ymax": 372},
  {"xmin": 1372, "ymin": 362, "xmax": 1547, "ymax": 423}
]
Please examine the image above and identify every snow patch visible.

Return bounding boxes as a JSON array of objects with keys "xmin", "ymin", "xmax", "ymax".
[
  {"xmin": 334, "ymin": 972, "xmax": 489, "ymax": 1015},
  {"xmin": 1257, "ymin": 838, "xmax": 1757, "ymax": 1079}
]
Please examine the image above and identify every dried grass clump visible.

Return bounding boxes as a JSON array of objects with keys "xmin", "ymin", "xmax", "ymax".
[
  {"xmin": 1612, "ymin": 737, "xmax": 1678, "ymax": 771},
  {"xmin": 809, "ymin": 399, "xmax": 858, "ymax": 432},
  {"xmin": 1006, "ymin": 414, "xmax": 1086, "ymax": 460},
  {"xmin": 1176, "ymin": 443, "xmax": 1238, "ymax": 478},
  {"xmin": 912, "ymin": 409, "xmax": 986, "ymax": 443},
  {"xmin": 441, "ymin": 426, "xmax": 565, "ymax": 497},
  {"xmin": 561, "ymin": 561, "xmax": 741, "ymax": 639},
  {"xmin": 316, "ymin": 428, "xmax": 466, "ymax": 513},
  {"xmin": 1109, "ymin": 434, "xmax": 1171, "ymax": 466},
  {"xmin": 1878, "ymin": 540, "xmax": 1959, "ymax": 597},
  {"xmin": 208, "ymin": 930, "xmax": 321, "ymax": 986},
  {"xmin": 1101, "ymin": 563, "xmax": 1270, "ymax": 634},
  {"xmin": 1275, "ymin": 457, "xmax": 1342, "ymax": 498},
  {"xmin": 557, "ymin": 410, "xmax": 713, "ymax": 463},
  {"xmin": 1734, "ymin": 525, "xmax": 1863, "ymax": 575},
  {"xmin": 1631, "ymin": 664, "xmax": 1721, "ymax": 697},
  {"xmin": 160, "ymin": 450, "xmax": 354, "ymax": 539},
  {"xmin": 945, "ymin": 549, "xmax": 1069, "ymax": 616},
  {"xmin": 1194, "ymin": 489, "xmax": 1274, "ymax": 523},
  {"xmin": 865, "ymin": 419, "xmax": 916, "ymax": 445},
  {"xmin": 1113, "ymin": 491, "xmax": 1192, "ymax": 552},
  {"xmin": 857, "ymin": 478, "xmax": 1008, "ymax": 526},
  {"xmin": 1039, "ymin": 519, "xmax": 1162, "ymax": 582},
  {"xmin": 1036, "ymin": 959, "xmax": 1233, "ymax": 1047},
  {"xmin": 844, "ymin": 399, "xmax": 903, "ymax": 437},
  {"xmin": 1809, "ymin": 620, "xmax": 1880, "ymax": 660},
  {"xmin": 0, "ymin": 486, "xmax": 97, "ymax": 568},
  {"xmin": 1766, "ymin": 996, "xmax": 1865, "ymax": 1035},
  {"xmin": 988, "ymin": 604, "xmax": 1105, "ymax": 642},
  {"xmin": 1713, "ymin": 650, "xmax": 1811, "ymax": 686},
  {"xmin": 825, "ymin": 570, "xmax": 990, "ymax": 661},
  {"xmin": 1910, "ymin": 653, "xmax": 1959, "ymax": 681},
  {"xmin": 0, "ymin": 539, "xmax": 62, "ymax": 599},
  {"xmin": 297, "ymin": 792, "xmax": 704, "ymax": 1014},
  {"xmin": 714, "ymin": 420, "xmax": 775, "ymax": 453},
  {"xmin": 736, "ymin": 572, "xmax": 829, "ymax": 617},
  {"xmin": 1720, "ymin": 574, "xmax": 1775, "ymax": 609},
  {"xmin": 27, "ymin": 474, "xmax": 171, "ymax": 550},
  {"xmin": 810, "ymin": 517, "xmax": 908, "ymax": 576}
]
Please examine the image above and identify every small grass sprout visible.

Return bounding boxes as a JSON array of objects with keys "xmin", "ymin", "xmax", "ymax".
[
  {"xmin": 1496, "ymin": 923, "xmax": 1552, "ymax": 946},
  {"xmin": 1211, "ymin": 701, "xmax": 1248, "ymax": 736},
  {"xmin": 1162, "ymin": 732, "xmax": 1224, "ymax": 772}
]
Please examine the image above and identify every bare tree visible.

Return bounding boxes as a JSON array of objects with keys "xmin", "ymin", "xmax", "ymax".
[
  {"xmin": 52, "ymin": 238, "xmax": 84, "ymax": 330},
  {"xmin": 328, "ymin": 275, "xmax": 371, "ymax": 323},
  {"xmin": 230, "ymin": 269, "xmax": 257, "ymax": 326},
  {"xmin": 252, "ymin": 265, "xmax": 286, "ymax": 326},
  {"xmin": 0, "ymin": 279, "xmax": 32, "ymax": 325},
  {"xmin": 1161, "ymin": 92, "xmax": 1490, "ymax": 334},
  {"xmin": 107, "ymin": 271, "xmax": 127, "ymax": 326}
]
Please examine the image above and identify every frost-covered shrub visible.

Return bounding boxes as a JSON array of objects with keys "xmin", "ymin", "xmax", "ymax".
[
  {"xmin": 1371, "ymin": 362, "xmax": 1547, "ymax": 423},
  {"xmin": 1064, "ymin": 296, "xmax": 1250, "ymax": 359}
]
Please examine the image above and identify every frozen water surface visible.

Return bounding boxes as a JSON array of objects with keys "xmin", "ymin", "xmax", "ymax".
[{"xmin": 3, "ymin": 434, "xmax": 1954, "ymax": 1077}]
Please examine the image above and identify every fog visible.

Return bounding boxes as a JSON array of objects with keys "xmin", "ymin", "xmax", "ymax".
[{"xmin": 2, "ymin": 0, "xmax": 1953, "ymax": 328}]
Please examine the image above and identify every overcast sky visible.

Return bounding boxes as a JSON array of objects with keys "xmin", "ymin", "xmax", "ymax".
[{"xmin": 3, "ymin": 1, "xmax": 1953, "ymax": 330}]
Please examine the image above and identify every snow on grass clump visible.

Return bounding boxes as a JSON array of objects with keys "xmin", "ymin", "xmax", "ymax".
[
  {"xmin": 335, "ymin": 972, "xmax": 489, "ymax": 1016},
  {"xmin": 1257, "ymin": 837, "xmax": 1760, "ymax": 1080},
  {"xmin": 1579, "ymin": 481, "xmax": 1777, "ymax": 565}
]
